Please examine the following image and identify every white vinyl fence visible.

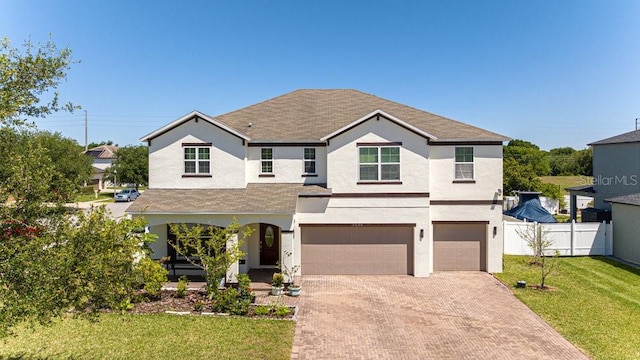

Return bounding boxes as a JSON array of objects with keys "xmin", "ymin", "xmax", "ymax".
[{"xmin": 503, "ymin": 220, "xmax": 613, "ymax": 256}]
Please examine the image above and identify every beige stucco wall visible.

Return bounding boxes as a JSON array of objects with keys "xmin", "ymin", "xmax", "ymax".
[
  {"xmin": 246, "ymin": 146, "xmax": 327, "ymax": 184},
  {"xmin": 296, "ymin": 197, "xmax": 430, "ymax": 276},
  {"xmin": 429, "ymin": 145, "xmax": 503, "ymax": 201},
  {"xmin": 592, "ymin": 143, "xmax": 640, "ymax": 210},
  {"xmin": 611, "ymin": 203, "xmax": 640, "ymax": 265},
  {"xmin": 429, "ymin": 204, "xmax": 504, "ymax": 273},
  {"xmin": 326, "ymin": 117, "xmax": 429, "ymax": 193},
  {"xmin": 148, "ymin": 118, "xmax": 246, "ymax": 189}
]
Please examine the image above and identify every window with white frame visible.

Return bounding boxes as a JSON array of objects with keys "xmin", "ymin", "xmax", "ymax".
[
  {"xmin": 303, "ymin": 148, "xmax": 316, "ymax": 174},
  {"xmin": 455, "ymin": 147, "xmax": 474, "ymax": 180},
  {"xmin": 184, "ymin": 146, "xmax": 211, "ymax": 174},
  {"xmin": 359, "ymin": 146, "xmax": 400, "ymax": 181},
  {"xmin": 261, "ymin": 148, "xmax": 273, "ymax": 174}
]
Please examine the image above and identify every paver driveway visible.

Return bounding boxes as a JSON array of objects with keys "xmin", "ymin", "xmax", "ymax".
[{"xmin": 291, "ymin": 273, "xmax": 588, "ymax": 360}]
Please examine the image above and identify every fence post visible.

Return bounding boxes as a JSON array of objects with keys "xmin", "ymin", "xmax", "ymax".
[
  {"xmin": 607, "ymin": 220, "xmax": 613, "ymax": 256},
  {"xmin": 570, "ymin": 219, "xmax": 575, "ymax": 256}
]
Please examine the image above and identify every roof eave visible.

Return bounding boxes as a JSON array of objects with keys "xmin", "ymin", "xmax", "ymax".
[
  {"xmin": 140, "ymin": 110, "xmax": 251, "ymax": 143},
  {"xmin": 320, "ymin": 110, "xmax": 438, "ymax": 142}
]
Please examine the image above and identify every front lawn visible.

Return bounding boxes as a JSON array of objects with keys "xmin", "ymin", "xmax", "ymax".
[
  {"xmin": 75, "ymin": 192, "xmax": 116, "ymax": 203},
  {"xmin": 495, "ymin": 256, "xmax": 640, "ymax": 360},
  {"xmin": 0, "ymin": 314, "xmax": 295, "ymax": 359}
]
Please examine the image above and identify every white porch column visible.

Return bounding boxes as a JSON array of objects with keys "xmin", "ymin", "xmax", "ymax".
[
  {"xmin": 281, "ymin": 230, "xmax": 295, "ymax": 277},
  {"xmin": 226, "ymin": 233, "xmax": 239, "ymax": 284}
]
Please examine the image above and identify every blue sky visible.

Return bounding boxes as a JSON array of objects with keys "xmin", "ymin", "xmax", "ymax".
[{"xmin": 2, "ymin": 0, "xmax": 639, "ymax": 150}]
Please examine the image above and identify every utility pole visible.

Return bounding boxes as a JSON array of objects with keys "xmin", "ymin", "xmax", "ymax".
[
  {"xmin": 84, "ymin": 110, "xmax": 88, "ymax": 152},
  {"xmin": 636, "ymin": 118, "xmax": 639, "ymax": 131}
]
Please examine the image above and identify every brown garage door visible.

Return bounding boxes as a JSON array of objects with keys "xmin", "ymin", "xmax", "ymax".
[
  {"xmin": 301, "ymin": 225, "xmax": 414, "ymax": 275},
  {"xmin": 433, "ymin": 222, "xmax": 487, "ymax": 271}
]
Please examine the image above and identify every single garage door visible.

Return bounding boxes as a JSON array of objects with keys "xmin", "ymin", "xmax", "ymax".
[
  {"xmin": 301, "ymin": 225, "xmax": 414, "ymax": 275},
  {"xmin": 433, "ymin": 222, "xmax": 487, "ymax": 271}
]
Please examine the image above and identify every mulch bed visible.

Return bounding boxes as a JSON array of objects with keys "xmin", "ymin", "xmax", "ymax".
[{"xmin": 129, "ymin": 290, "xmax": 296, "ymax": 319}]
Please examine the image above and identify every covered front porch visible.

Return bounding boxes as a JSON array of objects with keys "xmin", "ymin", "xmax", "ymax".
[
  {"xmin": 126, "ymin": 183, "xmax": 330, "ymax": 283},
  {"xmin": 148, "ymin": 219, "xmax": 296, "ymax": 284}
]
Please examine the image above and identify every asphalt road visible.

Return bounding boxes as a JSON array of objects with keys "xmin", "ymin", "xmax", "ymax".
[{"xmin": 74, "ymin": 200, "xmax": 131, "ymax": 219}]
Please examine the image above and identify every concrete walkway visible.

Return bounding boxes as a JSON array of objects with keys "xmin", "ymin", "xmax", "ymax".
[{"xmin": 291, "ymin": 273, "xmax": 588, "ymax": 360}]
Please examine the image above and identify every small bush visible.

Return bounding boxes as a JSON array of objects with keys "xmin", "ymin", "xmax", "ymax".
[
  {"xmin": 236, "ymin": 273, "xmax": 253, "ymax": 302},
  {"xmin": 275, "ymin": 306, "xmax": 291, "ymax": 317},
  {"xmin": 176, "ymin": 276, "xmax": 189, "ymax": 298},
  {"xmin": 272, "ymin": 273, "xmax": 284, "ymax": 287},
  {"xmin": 136, "ymin": 257, "xmax": 168, "ymax": 297},
  {"xmin": 254, "ymin": 305, "xmax": 270, "ymax": 316},
  {"xmin": 193, "ymin": 300, "xmax": 205, "ymax": 312},
  {"xmin": 210, "ymin": 288, "xmax": 238, "ymax": 313},
  {"xmin": 229, "ymin": 299, "xmax": 251, "ymax": 315}
]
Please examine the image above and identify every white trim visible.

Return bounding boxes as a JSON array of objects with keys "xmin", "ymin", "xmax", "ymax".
[
  {"xmin": 357, "ymin": 145, "xmax": 401, "ymax": 182},
  {"xmin": 454, "ymin": 146, "xmax": 475, "ymax": 180},
  {"xmin": 260, "ymin": 147, "xmax": 274, "ymax": 174},
  {"xmin": 183, "ymin": 145, "xmax": 211, "ymax": 175},
  {"xmin": 140, "ymin": 110, "xmax": 250, "ymax": 142},
  {"xmin": 320, "ymin": 110, "xmax": 438, "ymax": 141},
  {"xmin": 303, "ymin": 147, "xmax": 317, "ymax": 175}
]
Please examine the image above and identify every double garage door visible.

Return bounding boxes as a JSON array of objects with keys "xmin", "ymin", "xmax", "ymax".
[
  {"xmin": 433, "ymin": 222, "xmax": 487, "ymax": 271},
  {"xmin": 301, "ymin": 225, "xmax": 414, "ymax": 275}
]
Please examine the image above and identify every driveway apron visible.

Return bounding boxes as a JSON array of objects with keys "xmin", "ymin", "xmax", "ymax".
[{"xmin": 291, "ymin": 273, "xmax": 588, "ymax": 360}]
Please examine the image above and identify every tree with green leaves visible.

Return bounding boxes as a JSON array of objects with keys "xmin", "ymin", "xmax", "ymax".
[
  {"xmin": 1, "ymin": 37, "xmax": 167, "ymax": 336},
  {"xmin": 0, "ymin": 37, "xmax": 77, "ymax": 124},
  {"xmin": 36, "ymin": 130, "xmax": 93, "ymax": 201},
  {"xmin": 516, "ymin": 222, "xmax": 560, "ymax": 289},
  {"xmin": 168, "ymin": 219, "xmax": 253, "ymax": 295},
  {"xmin": 87, "ymin": 140, "xmax": 116, "ymax": 149},
  {"xmin": 0, "ymin": 206, "xmax": 166, "ymax": 336},
  {"xmin": 105, "ymin": 145, "xmax": 148, "ymax": 190},
  {"xmin": 503, "ymin": 157, "xmax": 543, "ymax": 195},
  {"xmin": 504, "ymin": 139, "xmax": 550, "ymax": 177}
]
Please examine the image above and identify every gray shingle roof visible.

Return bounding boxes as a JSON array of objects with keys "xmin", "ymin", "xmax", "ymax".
[
  {"xmin": 164, "ymin": 89, "xmax": 507, "ymax": 143},
  {"xmin": 589, "ymin": 129, "xmax": 640, "ymax": 146},
  {"xmin": 84, "ymin": 145, "xmax": 118, "ymax": 159},
  {"xmin": 605, "ymin": 193, "xmax": 640, "ymax": 206},
  {"xmin": 126, "ymin": 183, "xmax": 330, "ymax": 214}
]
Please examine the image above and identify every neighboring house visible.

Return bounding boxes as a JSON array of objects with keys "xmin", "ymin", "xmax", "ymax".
[
  {"xmin": 127, "ymin": 89, "xmax": 509, "ymax": 278},
  {"xmin": 568, "ymin": 128, "xmax": 640, "ymax": 264},
  {"xmin": 605, "ymin": 194, "xmax": 640, "ymax": 264},
  {"xmin": 84, "ymin": 145, "xmax": 118, "ymax": 190}
]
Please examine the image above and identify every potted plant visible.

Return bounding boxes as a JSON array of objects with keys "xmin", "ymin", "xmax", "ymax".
[
  {"xmin": 271, "ymin": 272, "xmax": 284, "ymax": 296},
  {"xmin": 280, "ymin": 250, "xmax": 301, "ymax": 297},
  {"xmin": 286, "ymin": 270, "xmax": 301, "ymax": 297}
]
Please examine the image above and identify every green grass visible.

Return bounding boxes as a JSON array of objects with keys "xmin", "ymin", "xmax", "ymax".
[
  {"xmin": 0, "ymin": 314, "xmax": 295, "ymax": 359},
  {"xmin": 495, "ymin": 256, "xmax": 640, "ymax": 360},
  {"xmin": 539, "ymin": 175, "xmax": 590, "ymax": 195},
  {"xmin": 75, "ymin": 192, "xmax": 116, "ymax": 203}
]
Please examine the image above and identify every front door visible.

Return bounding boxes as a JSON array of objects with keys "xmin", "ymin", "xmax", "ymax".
[{"xmin": 260, "ymin": 223, "xmax": 279, "ymax": 266}]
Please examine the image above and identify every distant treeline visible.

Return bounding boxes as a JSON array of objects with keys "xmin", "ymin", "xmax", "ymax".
[{"xmin": 503, "ymin": 139, "xmax": 592, "ymax": 199}]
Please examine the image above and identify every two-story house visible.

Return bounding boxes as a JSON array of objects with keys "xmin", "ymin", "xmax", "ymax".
[
  {"xmin": 568, "ymin": 129, "xmax": 640, "ymax": 264},
  {"xmin": 127, "ymin": 89, "xmax": 509, "ymax": 278},
  {"xmin": 84, "ymin": 144, "xmax": 118, "ymax": 190}
]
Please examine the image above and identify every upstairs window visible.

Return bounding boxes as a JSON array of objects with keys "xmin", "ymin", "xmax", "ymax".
[
  {"xmin": 184, "ymin": 146, "xmax": 210, "ymax": 174},
  {"xmin": 303, "ymin": 148, "xmax": 316, "ymax": 174},
  {"xmin": 455, "ymin": 147, "xmax": 474, "ymax": 180},
  {"xmin": 261, "ymin": 148, "xmax": 273, "ymax": 174},
  {"xmin": 359, "ymin": 146, "xmax": 400, "ymax": 181}
]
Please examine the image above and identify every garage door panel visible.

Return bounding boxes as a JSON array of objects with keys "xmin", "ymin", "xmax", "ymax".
[
  {"xmin": 301, "ymin": 225, "xmax": 413, "ymax": 275},
  {"xmin": 433, "ymin": 223, "xmax": 486, "ymax": 271}
]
